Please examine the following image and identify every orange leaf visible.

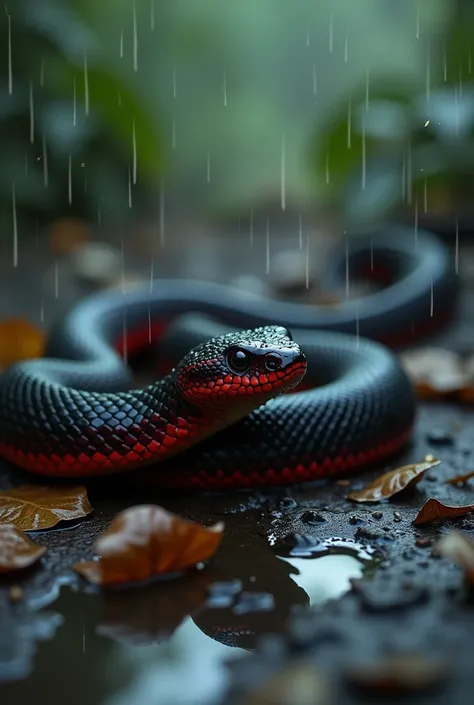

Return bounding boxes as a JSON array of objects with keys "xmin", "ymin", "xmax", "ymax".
[
  {"xmin": 74, "ymin": 505, "xmax": 224, "ymax": 586},
  {"xmin": 414, "ymin": 498, "xmax": 474, "ymax": 526},
  {"xmin": 0, "ymin": 485, "xmax": 93, "ymax": 531},
  {"xmin": 445, "ymin": 469, "xmax": 474, "ymax": 485},
  {"xmin": 0, "ymin": 318, "xmax": 45, "ymax": 369},
  {"xmin": 347, "ymin": 459, "xmax": 440, "ymax": 503},
  {"xmin": 434, "ymin": 531, "xmax": 474, "ymax": 583},
  {"xmin": 0, "ymin": 524, "xmax": 46, "ymax": 573}
]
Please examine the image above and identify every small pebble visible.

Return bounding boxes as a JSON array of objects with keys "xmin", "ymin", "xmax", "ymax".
[
  {"xmin": 372, "ymin": 511, "xmax": 383, "ymax": 520},
  {"xmin": 427, "ymin": 429, "xmax": 454, "ymax": 445},
  {"xmin": 348, "ymin": 515, "xmax": 361, "ymax": 525},
  {"xmin": 300, "ymin": 510, "xmax": 327, "ymax": 524},
  {"xmin": 393, "ymin": 511, "xmax": 402, "ymax": 523}
]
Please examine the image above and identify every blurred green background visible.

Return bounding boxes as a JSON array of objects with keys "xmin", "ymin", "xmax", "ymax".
[{"xmin": 1, "ymin": 0, "xmax": 473, "ymax": 234}]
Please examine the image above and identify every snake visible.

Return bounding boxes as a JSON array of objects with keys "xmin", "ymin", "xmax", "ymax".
[{"xmin": 0, "ymin": 229, "xmax": 457, "ymax": 491}]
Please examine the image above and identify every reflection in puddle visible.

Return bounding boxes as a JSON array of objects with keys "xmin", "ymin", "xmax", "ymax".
[
  {"xmin": 273, "ymin": 534, "xmax": 380, "ymax": 606},
  {"xmin": 279, "ymin": 554, "xmax": 363, "ymax": 605},
  {"xmin": 0, "ymin": 535, "xmax": 379, "ymax": 705}
]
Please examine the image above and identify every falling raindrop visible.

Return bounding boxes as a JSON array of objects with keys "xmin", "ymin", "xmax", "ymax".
[
  {"xmin": 54, "ymin": 260, "xmax": 59, "ymax": 299},
  {"xmin": 344, "ymin": 31, "xmax": 348, "ymax": 63},
  {"xmin": 345, "ymin": 237, "xmax": 350, "ymax": 298},
  {"xmin": 305, "ymin": 234, "xmax": 310, "ymax": 289},
  {"xmin": 306, "ymin": 24, "xmax": 311, "ymax": 47},
  {"xmin": 29, "ymin": 82, "xmax": 34, "ymax": 144},
  {"xmin": 84, "ymin": 53, "xmax": 89, "ymax": 115},
  {"xmin": 171, "ymin": 117, "xmax": 176, "ymax": 149},
  {"xmin": 40, "ymin": 297, "xmax": 44, "ymax": 323},
  {"xmin": 312, "ymin": 64, "xmax": 317, "ymax": 95},
  {"xmin": 426, "ymin": 42, "xmax": 431, "ymax": 102},
  {"xmin": 455, "ymin": 217, "xmax": 459, "ymax": 274},
  {"xmin": 325, "ymin": 151, "xmax": 330, "ymax": 184},
  {"xmin": 206, "ymin": 153, "xmax": 211, "ymax": 182},
  {"xmin": 12, "ymin": 183, "xmax": 17, "ymax": 267},
  {"xmin": 430, "ymin": 278, "xmax": 434, "ymax": 317},
  {"xmin": 280, "ymin": 132, "xmax": 286, "ymax": 211},
  {"xmin": 159, "ymin": 181, "xmax": 165, "ymax": 247},
  {"xmin": 120, "ymin": 28, "xmax": 124, "ymax": 58},
  {"xmin": 250, "ymin": 207, "xmax": 254, "ymax": 245},
  {"xmin": 416, "ymin": 7, "xmax": 420, "ymax": 39},
  {"xmin": 132, "ymin": 0, "xmax": 138, "ymax": 72},
  {"xmin": 329, "ymin": 13, "xmax": 333, "ymax": 53},
  {"xmin": 223, "ymin": 71, "xmax": 228, "ymax": 107},
  {"xmin": 347, "ymin": 96, "xmax": 352, "ymax": 148},
  {"xmin": 265, "ymin": 218, "xmax": 270, "ymax": 274},
  {"xmin": 414, "ymin": 196, "xmax": 418, "ymax": 248},
  {"xmin": 443, "ymin": 45, "xmax": 447, "ymax": 81},
  {"xmin": 128, "ymin": 167, "xmax": 132, "ymax": 208},
  {"xmin": 73, "ymin": 77, "xmax": 76, "ymax": 126},
  {"xmin": 298, "ymin": 213, "xmax": 303, "ymax": 249},
  {"xmin": 6, "ymin": 6, "xmax": 12, "ymax": 94},
  {"xmin": 68, "ymin": 154, "xmax": 72, "ymax": 205},
  {"xmin": 132, "ymin": 119, "xmax": 137, "ymax": 184},
  {"xmin": 365, "ymin": 68, "xmax": 369, "ymax": 113},
  {"xmin": 150, "ymin": 0, "xmax": 155, "ymax": 31},
  {"xmin": 361, "ymin": 118, "xmax": 366, "ymax": 190},
  {"xmin": 42, "ymin": 135, "xmax": 48, "ymax": 188}
]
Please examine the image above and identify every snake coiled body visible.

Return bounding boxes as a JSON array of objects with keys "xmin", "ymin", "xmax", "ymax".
[{"xmin": 0, "ymin": 229, "xmax": 458, "ymax": 490}]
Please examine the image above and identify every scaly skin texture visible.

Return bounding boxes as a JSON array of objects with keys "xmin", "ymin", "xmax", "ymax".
[{"xmin": 0, "ymin": 326, "xmax": 307, "ymax": 480}]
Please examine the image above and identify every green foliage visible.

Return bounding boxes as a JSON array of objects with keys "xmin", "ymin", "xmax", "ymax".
[{"xmin": 0, "ymin": 0, "xmax": 162, "ymax": 231}]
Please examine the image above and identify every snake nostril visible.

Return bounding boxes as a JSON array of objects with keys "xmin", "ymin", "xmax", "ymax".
[{"xmin": 264, "ymin": 354, "xmax": 282, "ymax": 372}]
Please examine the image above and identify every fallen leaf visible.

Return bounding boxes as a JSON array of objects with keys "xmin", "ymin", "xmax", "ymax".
[
  {"xmin": 346, "ymin": 653, "xmax": 449, "ymax": 694},
  {"xmin": 445, "ymin": 469, "xmax": 474, "ymax": 485},
  {"xmin": 97, "ymin": 572, "xmax": 213, "ymax": 645},
  {"xmin": 347, "ymin": 459, "xmax": 440, "ymax": 503},
  {"xmin": 434, "ymin": 531, "xmax": 474, "ymax": 583},
  {"xmin": 401, "ymin": 347, "xmax": 474, "ymax": 403},
  {"xmin": 0, "ymin": 318, "xmax": 45, "ymax": 369},
  {"xmin": 0, "ymin": 524, "xmax": 46, "ymax": 573},
  {"xmin": 414, "ymin": 498, "xmax": 474, "ymax": 526},
  {"xmin": 74, "ymin": 505, "xmax": 224, "ymax": 586},
  {"xmin": 0, "ymin": 485, "xmax": 93, "ymax": 531}
]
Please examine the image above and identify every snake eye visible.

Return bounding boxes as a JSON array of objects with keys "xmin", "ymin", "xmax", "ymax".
[
  {"xmin": 264, "ymin": 354, "xmax": 282, "ymax": 372},
  {"xmin": 227, "ymin": 347, "xmax": 251, "ymax": 374}
]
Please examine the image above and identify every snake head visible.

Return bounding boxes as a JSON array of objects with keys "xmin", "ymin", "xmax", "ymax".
[{"xmin": 175, "ymin": 325, "xmax": 307, "ymax": 414}]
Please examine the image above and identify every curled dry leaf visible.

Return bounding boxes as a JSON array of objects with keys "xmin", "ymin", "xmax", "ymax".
[
  {"xmin": 74, "ymin": 505, "xmax": 224, "ymax": 586},
  {"xmin": 0, "ymin": 318, "xmax": 45, "ymax": 370},
  {"xmin": 400, "ymin": 347, "xmax": 474, "ymax": 402},
  {"xmin": 0, "ymin": 485, "xmax": 93, "ymax": 531},
  {"xmin": 445, "ymin": 469, "xmax": 474, "ymax": 486},
  {"xmin": 414, "ymin": 498, "xmax": 474, "ymax": 526},
  {"xmin": 434, "ymin": 531, "xmax": 474, "ymax": 583},
  {"xmin": 0, "ymin": 524, "xmax": 46, "ymax": 573},
  {"xmin": 347, "ymin": 459, "xmax": 440, "ymax": 504},
  {"xmin": 346, "ymin": 654, "xmax": 449, "ymax": 694}
]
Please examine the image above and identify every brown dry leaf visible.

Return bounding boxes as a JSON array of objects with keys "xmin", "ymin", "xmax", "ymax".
[
  {"xmin": 414, "ymin": 498, "xmax": 474, "ymax": 526},
  {"xmin": 74, "ymin": 505, "xmax": 224, "ymax": 586},
  {"xmin": 445, "ymin": 469, "xmax": 474, "ymax": 485},
  {"xmin": 347, "ymin": 459, "xmax": 440, "ymax": 503},
  {"xmin": 0, "ymin": 485, "xmax": 93, "ymax": 531},
  {"xmin": 434, "ymin": 530, "xmax": 474, "ymax": 583},
  {"xmin": 0, "ymin": 318, "xmax": 45, "ymax": 369},
  {"xmin": 346, "ymin": 653, "xmax": 449, "ymax": 694},
  {"xmin": 0, "ymin": 524, "xmax": 46, "ymax": 573}
]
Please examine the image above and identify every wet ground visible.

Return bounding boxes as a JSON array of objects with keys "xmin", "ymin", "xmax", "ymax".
[{"xmin": 1, "ymin": 221, "xmax": 474, "ymax": 705}]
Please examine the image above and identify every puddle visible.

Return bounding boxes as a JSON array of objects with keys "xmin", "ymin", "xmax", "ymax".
[
  {"xmin": 0, "ymin": 535, "xmax": 380, "ymax": 705},
  {"xmin": 272, "ymin": 534, "xmax": 380, "ymax": 607}
]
